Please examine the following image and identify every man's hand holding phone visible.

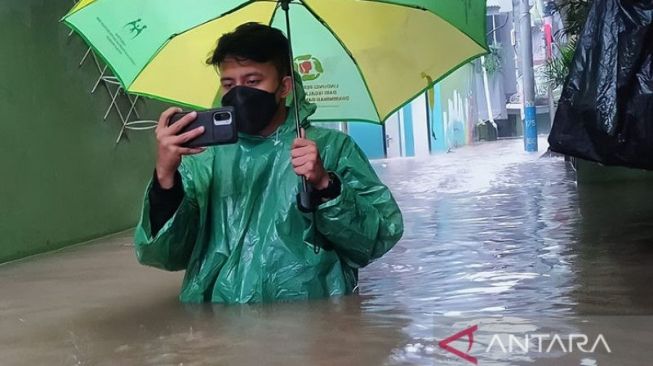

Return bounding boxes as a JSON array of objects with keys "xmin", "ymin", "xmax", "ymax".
[{"xmin": 155, "ymin": 107, "xmax": 206, "ymax": 189}]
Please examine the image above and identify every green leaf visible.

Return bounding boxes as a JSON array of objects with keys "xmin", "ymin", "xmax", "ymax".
[
  {"xmin": 314, "ymin": 58, "xmax": 324, "ymax": 73},
  {"xmin": 294, "ymin": 54, "xmax": 312, "ymax": 62}
]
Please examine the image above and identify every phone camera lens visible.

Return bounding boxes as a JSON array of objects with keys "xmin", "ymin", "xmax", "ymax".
[{"xmin": 214, "ymin": 112, "xmax": 230, "ymax": 121}]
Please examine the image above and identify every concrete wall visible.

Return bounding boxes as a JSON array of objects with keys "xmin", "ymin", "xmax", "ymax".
[{"xmin": 0, "ymin": 1, "xmax": 160, "ymax": 263}]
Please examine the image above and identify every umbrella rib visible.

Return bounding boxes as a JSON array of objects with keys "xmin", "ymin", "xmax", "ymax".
[
  {"xmin": 267, "ymin": 1, "xmax": 281, "ymax": 29},
  {"xmin": 298, "ymin": 0, "xmax": 383, "ymax": 123},
  {"xmin": 124, "ymin": 90, "xmax": 205, "ymax": 110}
]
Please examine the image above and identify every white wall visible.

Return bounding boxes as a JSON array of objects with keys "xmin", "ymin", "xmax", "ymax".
[{"xmin": 410, "ymin": 95, "xmax": 431, "ymax": 158}]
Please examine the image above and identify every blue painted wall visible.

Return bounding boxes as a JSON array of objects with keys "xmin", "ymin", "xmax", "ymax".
[
  {"xmin": 346, "ymin": 104, "xmax": 419, "ymax": 159},
  {"xmin": 402, "ymin": 105, "xmax": 415, "ymax": 157},
  {"xmin": 430, "ymin": 84, "xmax": 447, "ymax": 152},
  {"xmin": 347, "ymin": 122, "xmax": 385, "ymax": 159}
]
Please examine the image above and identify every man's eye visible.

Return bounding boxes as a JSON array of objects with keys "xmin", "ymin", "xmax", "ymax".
[
  {"xmin": 222, "ymin": 83, "xmax": 233, "ymax": 89},
  {"xmin": 246, "ymin": 79, "xmax": 261, "ymax": 86}
]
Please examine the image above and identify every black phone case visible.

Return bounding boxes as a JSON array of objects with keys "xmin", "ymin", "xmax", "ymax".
[{"xmin": 168, "ymin": 106, "xmax": 238, "ymax": 148}]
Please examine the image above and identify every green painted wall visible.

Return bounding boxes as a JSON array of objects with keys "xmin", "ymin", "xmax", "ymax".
[
  {"xmin": 576, "ymin": 159, "xmax": 653, "ymax": 185},
  {"xmin": 0, "ymin": 1, "xmax": 163, "ymax": 263}
]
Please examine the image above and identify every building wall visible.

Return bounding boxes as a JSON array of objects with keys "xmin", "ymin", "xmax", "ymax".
[
  {"xmin": 410, "ymin": 96, "xmax": 431, "ymax": 157},
  {"xmin": 0, "ymin": 1, "xmax": 159, "ymax": 263},
  {"xmin": 345, "ymin": 64, "xmax": 479, "ymax": 159},
  {"xmin": 346, "ymin": 123, "xmax": 386, "ymax": 160},
  {"xmin": 429, "ymin": 64, "xmax": 477, "ymax": 153}
]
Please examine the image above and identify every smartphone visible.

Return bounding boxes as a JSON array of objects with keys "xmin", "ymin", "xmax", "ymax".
[{"xmin": 168, "ymin": 106, "xmax": 238, "ymax": 148}]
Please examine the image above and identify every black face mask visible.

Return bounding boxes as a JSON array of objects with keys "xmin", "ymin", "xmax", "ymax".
[{"xmin": 221, "ymin": 86, "xmax": 280, "ymax": 135}]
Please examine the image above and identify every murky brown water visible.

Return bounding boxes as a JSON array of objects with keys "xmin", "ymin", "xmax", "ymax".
[{"xmin": 2, "ymin": 138, "xmax": 653, "ymax": 365}]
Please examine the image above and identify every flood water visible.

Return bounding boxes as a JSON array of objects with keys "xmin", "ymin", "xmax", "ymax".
[{"xmin": 2, "ymin": 138, "xmax": 653, "ymax": 365}]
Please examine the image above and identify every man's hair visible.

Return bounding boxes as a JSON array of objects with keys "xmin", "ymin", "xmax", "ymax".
[{"xmin": 208, "ymin": 22, "xmax": 291, "ymax": 78}]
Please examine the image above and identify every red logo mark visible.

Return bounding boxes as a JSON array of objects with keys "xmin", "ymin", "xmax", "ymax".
[
  {"xmin": 439, "ymin": 325, "xmax": 478, "ymax": 365},
  {"xmin": 300, "ymin": 61, "xmax": 312, "ymax": 74}
]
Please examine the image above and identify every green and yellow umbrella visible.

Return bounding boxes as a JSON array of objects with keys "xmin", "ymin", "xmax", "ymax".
[{"xmin": 63, "ymin": 0, "xmax": 487, "ymax": 124}]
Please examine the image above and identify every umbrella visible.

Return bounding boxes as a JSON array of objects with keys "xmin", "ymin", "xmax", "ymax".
[
  {"xmin": 63, "ymin": 0, "xmax": 487, "ymax": 211},
  {"xmin": 63, "ymin": 0, "xmax": 487, "ymax": 124}
]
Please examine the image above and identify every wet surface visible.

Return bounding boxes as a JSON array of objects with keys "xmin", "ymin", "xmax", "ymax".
[{"xmin": 2, "ymin": 138, "xmax": 653, "ymax": 365}]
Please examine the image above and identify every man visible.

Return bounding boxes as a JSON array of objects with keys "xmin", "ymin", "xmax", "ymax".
[{"xmin": 134, "ymin": 23, "xmax": 403, "ymax": 303}]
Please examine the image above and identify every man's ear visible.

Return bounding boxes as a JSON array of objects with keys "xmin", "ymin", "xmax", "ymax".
[{"xmin": 279, "ymin": 76, "xmax": 293, "ymax": 98}]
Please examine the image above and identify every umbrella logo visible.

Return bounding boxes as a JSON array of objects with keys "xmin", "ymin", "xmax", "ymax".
[
  {"xmin": 124, "ymin": 19, "xmax": 147, "ymax": 39},
  {"xmin": 294, "ymin": 55, "xmax": 323, "ymax": 82}
]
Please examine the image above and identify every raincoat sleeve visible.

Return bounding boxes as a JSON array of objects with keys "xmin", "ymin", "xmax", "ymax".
[
  {"xmin": 315, "ymin": 136, "xmax": 403, "ymax": 268},
  {"xmin": 133, "ymin": 161, "xmax": 200, "ymax": 271}
]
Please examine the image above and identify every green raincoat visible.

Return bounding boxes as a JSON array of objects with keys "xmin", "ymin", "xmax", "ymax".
[{"xmin": 133, "ymin": 83, "xmax": 403, "ymax": 304}]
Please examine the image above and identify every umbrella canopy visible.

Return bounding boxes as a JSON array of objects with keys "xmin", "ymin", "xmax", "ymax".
[{"xmin": 63, "ymin": 0, "xmax": 487, "ymax": 123}]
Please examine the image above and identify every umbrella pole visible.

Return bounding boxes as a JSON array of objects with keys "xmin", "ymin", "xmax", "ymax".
[{"xmin": 281, "ymin": 0, "xmax": 315, "ymax": 213}]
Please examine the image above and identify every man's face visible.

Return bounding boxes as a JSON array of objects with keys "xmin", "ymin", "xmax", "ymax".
[{"xmin": 218, "ymin": 57, "xmax": 290, "ymax": 101}]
